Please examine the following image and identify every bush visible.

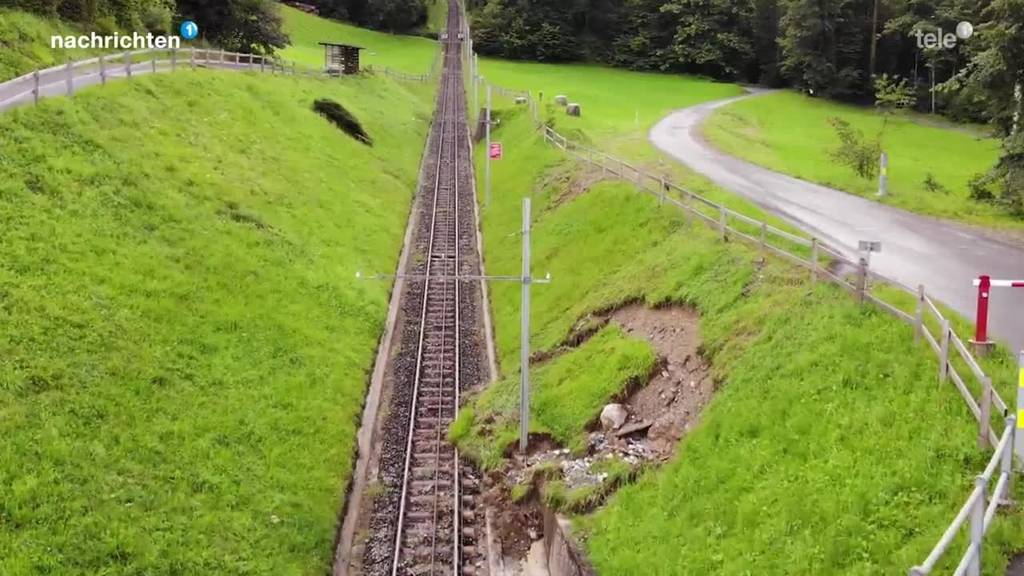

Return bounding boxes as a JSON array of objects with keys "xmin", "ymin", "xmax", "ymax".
[
  {"xmin": 828, "ymin": 116, "xmax": 880, "ymax": 180},
  {"xmin": 312, "ymin": 98, "xmax": 372, "ymax": 145},
  {"xmin": 922, "ymin": 173, "xmax": 949, "ymax": 194}
]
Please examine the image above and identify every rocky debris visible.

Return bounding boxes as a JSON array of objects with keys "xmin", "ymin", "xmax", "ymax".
[{"xmin": 599, "ymin": 403, "xmax": 628, "ymax": 431}]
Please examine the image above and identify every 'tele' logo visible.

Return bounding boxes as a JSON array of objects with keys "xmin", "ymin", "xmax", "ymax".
[{"xmin": 180, "ymin": 20, "xmax": 199, "ymax": 41}]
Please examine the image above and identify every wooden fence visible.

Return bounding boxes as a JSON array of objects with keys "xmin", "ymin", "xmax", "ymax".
[{"xmin": 483, "ymin": 79, "xmax": 1015, "ymax": 575}]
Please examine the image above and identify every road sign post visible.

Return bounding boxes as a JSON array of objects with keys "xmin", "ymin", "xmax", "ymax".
[{"xmin": 1017, "ymin": 351, "xmax": 1024, "ymax": 460}]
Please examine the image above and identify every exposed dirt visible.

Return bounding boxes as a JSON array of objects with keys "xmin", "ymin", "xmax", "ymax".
[
  {"xmin": 479, "ymin": 303, "xmax": 714, "ymax": 572},
  {"xmin": 608, "ymin": 304, "xmax": 714, "ymax": 456}
]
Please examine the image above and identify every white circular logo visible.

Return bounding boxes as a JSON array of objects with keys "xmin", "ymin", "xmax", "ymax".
[{"xmin": 956, "ymin": 21, "xmax": 974, "ymax": 40}]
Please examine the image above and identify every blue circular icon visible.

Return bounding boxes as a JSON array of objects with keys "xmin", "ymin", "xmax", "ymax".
[{"xmin": 180, "ymin": 20, "xmax": 199, "ymax": 40}]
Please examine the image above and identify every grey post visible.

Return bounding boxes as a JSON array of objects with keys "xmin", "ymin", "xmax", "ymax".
[
  {"xmin": 190, "ymin": 47, "xmax": 196, "ymax": 69},
  {"xmin": 939, "ymin": 318, "xmax": 951, "ymax": 382},
  {"xmin": 718, "ymin": 206, "xmax": 727, "ymax": 241},
  {"xmin": 170, "ymin": 48, "xmax": 177, "ymax": 72},
  {"xmin": 759, "ymin": 221, "xmax": 768, "ymax": 259},
  {"xmin": 914, "ymin": 285, "xmax": 925, "ymax": 342},
  {"xmin": 878, "ymin": 151, "xmax": 889, "ymax": 197},
  {"xmin": 810, "ymin": 237, "xmax": 819, "ymax": 284},
  {"xmin": 659, "ymin": 175, "xmax": 667, "ymax": 206},
  {"xmin": 220, "ymin": 48, "xmax": 225, "ymax": 64},
  {"xmin": 485, "ymin": 84, "xmax": 492, "ymax": 208},
  {"xmin": 968, "ymin": 475, "xmax": 986, "ymax": 576},
  {"xmin": 124, "ymin": 51, "xmax": 132, "ymax": 78},
  {"xmin": 683, "ymin": 191, "xmax": 692, "ymax": 226},
  {"xmin": 260, "ymin": 55, "xmax": 266, "ymax": 73},
  {"xmin": 99, "ymin": 54, "xmax": 107, "ymax": 85},
  {"xmin": 65, "ymin": 61, "xmax": 73, "ymax": 96},
  {"xmin": 979, "ymin": 376, "xmax": 992, "ymax": 449},
  {"xmin": 519, "ymin": 197, "xmax": 532, "ymax": 453},
  {"xmin": 32, "ymin": 70, "xmax": 40, "ymax": 104},
  {"xmin": 151, "ymin": 51, "xmax": 157, "ymax": 74}
]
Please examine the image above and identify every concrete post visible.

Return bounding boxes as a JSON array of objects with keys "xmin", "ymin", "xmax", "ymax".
[
  {"xmin": 32, "ymin": 71, "xmax": 40, "ymax": 104},
  {"xmin": 878, "ymin": 151, "xmax": 888, "ymax": 197},
  {"xmin": 124, "ymin": 51, "xmax": 132, "ymax": 78},
  {"xmin": 99, "ymin": 54, "xmax": 106, "ymax": 85},
  {"xmin": 485, "ymin": 84, "xmax": 492, "ymax": 209},
  {"xmin": 519, "ymin": 197, "xmax": 532, "ymax": 453},
  {"xmin": 967, "ymin": 475, "xmax": 986, "ymax": 576},
  {"xmin": 65, "ymin": 61, "xmax": 73, "ymax": 96}
]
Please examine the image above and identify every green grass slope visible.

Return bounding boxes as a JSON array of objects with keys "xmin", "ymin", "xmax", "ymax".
[
  {"xmin": 703, "ymin": 91, "xmax": 1011, "ymax": 230},
  {"xmin": 280, "ymin": 5, "xmax": 437, "ymax": 73},
  {"xmin": 456, "ymin": 104, "xmax": 1024, "ymax": 573},
  {"xmin": 0, "ymin": 9, "xmax": 97, "ymax": 81},
  {"xmin": 0, "ymin": 70, "xmax": 430, "ymax": 574}
]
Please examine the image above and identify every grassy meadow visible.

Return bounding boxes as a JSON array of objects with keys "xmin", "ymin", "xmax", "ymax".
[
  {"xmin": 0, "ymin": 70, "xmax": 430, "ymax": 574},
  {"xmin": 279, "ymin": 4, "xmax": 438, "ymax": 74},
  {"xmin": 703, "ymin": 91, "xmax": 1013, "ymax": 230},
  {"xmin": 0, "ymin": 9, "xmax": 98, "ymax": 81},
  {"xmin": 454, "ymin": 88, "xmax": 1024, "ymax": 572}
]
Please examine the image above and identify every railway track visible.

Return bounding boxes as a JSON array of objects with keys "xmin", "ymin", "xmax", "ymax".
[{"xmin": 361, "ymin": 2, "xmax": 488, "ymax": 575}]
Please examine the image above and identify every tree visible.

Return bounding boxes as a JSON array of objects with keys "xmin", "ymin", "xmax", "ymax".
[
  {"xmin": 176, "ymin": 0, "xmax": 288, "ymax": 54},
  {"xmin": 661, "ymin": 0, "xmax": 756, "ymax": 80},
  {"xmin": 778, "ymin": 0, "xmax": 872, "ymax": 99}
]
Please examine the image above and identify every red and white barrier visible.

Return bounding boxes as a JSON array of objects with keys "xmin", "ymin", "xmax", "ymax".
[{"xmin": 971, "ymin": 275, "xmax": 1024, "ymax": 349}]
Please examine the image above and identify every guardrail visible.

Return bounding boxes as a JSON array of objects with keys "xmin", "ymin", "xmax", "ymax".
[
  {"xmin": 460, "ymin": 67, "xmax": 1019, "ymax": 573},
  {"xmin": 0, "ymin": 47, "xmax": 434, "ymax": 112}
]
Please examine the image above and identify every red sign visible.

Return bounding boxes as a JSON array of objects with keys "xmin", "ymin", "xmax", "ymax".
[{"xmin": 489, "ymin": 142, "xmax": 503, "ymax": 160}]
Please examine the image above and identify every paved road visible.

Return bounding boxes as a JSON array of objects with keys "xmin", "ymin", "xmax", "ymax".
[
  {"xmin": 0, "ymin": 59, "xmax": 251, "ymax": 112},
  {"xmin": 650, "ymin": 92, "xmax": 1024, "ymax": 354}
]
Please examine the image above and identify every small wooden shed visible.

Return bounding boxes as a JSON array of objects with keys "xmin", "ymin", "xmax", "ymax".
[{"xmin": 320, "ymin": 42, "xmax": 364, "ymax": 75}]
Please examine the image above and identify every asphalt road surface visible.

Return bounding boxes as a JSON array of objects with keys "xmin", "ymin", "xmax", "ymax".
[{"xmin": 651, "ymin": 92, "xmax": 1024, "ymax": 354}]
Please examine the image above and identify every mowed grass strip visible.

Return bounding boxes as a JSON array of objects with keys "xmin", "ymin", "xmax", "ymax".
[
  {"xmin": 703, "ymin": 91, "xmax": 1011, "ymax": 230},
  {"xmin": 0, "ymin": 70, "xmax": 430, "ymax": 574},
  {"xmin": 462, "ymin": 108, "xmax": 1024, "ymax": 574},
  {"xmin": 280, "ymin": 5, "xmax": 437, "ymax": 74}
]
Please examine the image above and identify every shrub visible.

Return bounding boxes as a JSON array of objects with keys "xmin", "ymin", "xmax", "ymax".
[
  {"xmin": 312, "ymin": 98, "xmax": 372, "ymax": 145},
  {"xmin": 828, "ymin": 116, "xmax": 880, "ymax": 180}
]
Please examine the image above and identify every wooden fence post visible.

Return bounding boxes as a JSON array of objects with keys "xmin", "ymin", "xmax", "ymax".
[
  {"xmin": 65, "ymin": 61, "xmax": 73, "ymax": 96},
  {"xmin": 856, "ymin": 256, "xmax": 868, "ymax": 304},
  {"xmin": 810, "ymin": 237, "xmax": 819, "ymax": 285},
  {"xmin": 939, "ymin": 318, "xmax": 951, "ymax": 383},
  {"xmin": 683, "ymin": 191, "xmax": 692, "ymax": 227},
  {"xmin": 759, "ymin": 221, "xmax": 768, "ymax": 260},
  {"xmin": 979, "ymin": 376, "xmax": 992, "ymax": 449},
  {"xmin": 914, "ymin": 285, "xmax": 925, "ymax": 342},
  {"xmin": 968, "ymin": 475, "xmax": 986, "ymax": 576},
  {"xmin": 99, "ymin": 54, "xmax": 106, "ymax": 85},
  {"xmin": 151, "ymin": 51, "xmax": 157, "ymax": 74},
  {"xmin": 124, "ymin": 51, "xmax": 132, "ymax": 78},
  {"xmin": 260, "ymin": 55, "xmax": 266, "ymax": 73},
  {"xmin": 190, "ymin": 47, "xmax": 196, "ymax": 69},
  {"xmin": 660, "ymin": 176, "xmax": 667, "ymax": 206},
  {"xmin": 170, "ymin": 49, "xmax": 177, "ymax": 72},
  {"xmin": 32, "ymin": 70, "xmax": 40, "ymax": 104},
  {"xmin": 718, "ymin": 206, "xmax": 727, "ymax": 241}
]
